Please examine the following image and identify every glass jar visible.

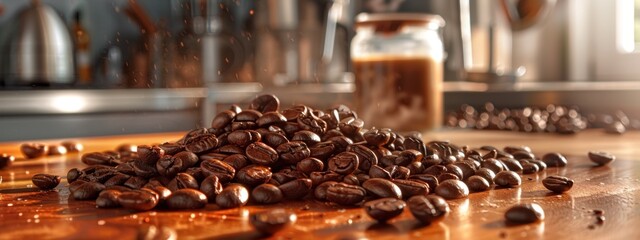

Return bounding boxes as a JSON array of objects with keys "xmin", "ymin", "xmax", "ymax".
[{"xmin": 351, "ymin": 13, "xmax": 445, "ymax": 132}]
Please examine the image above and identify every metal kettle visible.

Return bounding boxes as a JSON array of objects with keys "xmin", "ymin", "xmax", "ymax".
[{"xmin": 1, "ymin": 0, "xmax": 74, "ymax": 86}]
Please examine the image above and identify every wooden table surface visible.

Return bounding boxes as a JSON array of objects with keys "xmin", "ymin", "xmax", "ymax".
[{"xmin": 1, "ymin": 129, "xmax": 640, "ymax": 240}]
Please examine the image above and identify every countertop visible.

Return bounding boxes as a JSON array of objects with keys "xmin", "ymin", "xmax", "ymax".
[{"xmin": 1, "ymin": 129, "xmax": 640, "ymax": 239}]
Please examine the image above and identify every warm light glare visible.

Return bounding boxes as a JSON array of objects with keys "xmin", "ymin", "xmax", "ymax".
[{"xmin": 51, "ymin": 95, "xmax": 86, "ymax": 113}]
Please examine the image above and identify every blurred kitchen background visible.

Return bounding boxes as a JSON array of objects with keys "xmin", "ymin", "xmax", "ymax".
[{"xmin": 1, "ymin": 0, "xmax": 640, "ymax": 141}]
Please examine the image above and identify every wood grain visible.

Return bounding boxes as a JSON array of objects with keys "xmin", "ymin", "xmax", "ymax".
[{"xmin": 1, "ymin": 130, "xmax": 640, "ymax": 239}]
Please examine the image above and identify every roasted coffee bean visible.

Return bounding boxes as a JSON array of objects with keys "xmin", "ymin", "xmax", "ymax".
[
  {"xmin": 137, "ymin": 145, "xmax": 165, "ymax": 166},
  {"xmin": 250, "ymin": 209, "xmax": 297, "ymax": 235},
  {"xmin": 281, "ymin": 105, "xmax": 309, "ymax": 121},
  {"xmin": 368, "ymin": 165, "xmax": 392, "ymax": 179},
  {"xmin": 174, "ymin": 151, "xmax": 199, "ymax": 170},
  {"xmin": 32, "ymin": 173, "xmax": 61, "ymax": 190},
  {"xmin": 116, "ymin": 144, "xmax": 138, "ymax": 155},
  {"xmin": 235, "ymin": 110, "xmax": 263, "ymax": 122},
  {"xmin": 262, "ymin": 132, "xmax": 289, "ymax": 149},
  {"xmin": 363, "ymin": 178, "xmax": 403, "ymax": 199},
  {"xmin": 328, "ymin": 136, "xmax": 354, "ymax": 153},
  {"xmin": 407, "ymin": 195, "xmax": 450, "ymax": 224},
  {"xmin": 296, "ymin": 157, "xmax": 324, "ymax": 175},
  {"xmin": 200, "ymin": 152, "xmax": 228, "ymax": 161},
  {"xmin": 338, "ymin": 117, "xmax": 364, "ymax": 136},
  {"xmin": 61, "ymin": 141, "xmax": 83, "ymax": 153},
  {"xmin": 67, "ymin": 168, "xmax": 82, "ymax": 183},
  {"xmin": 392, "ymin": 179, "xmax": 429, "ymax": 198},
  {"xmin": 228, "ymin": 130, "xmax": 261, "ymax": 147},
  {"xmin": 395, "ymin": 150, "xmax": 423, "ymax": 166},
  {"xmin": 504, "ymin": 146, "xmax": 532, "ymax": 155},
  {"xmin": 70, "ymin": 181, "xmax": 106, "ymax": 200},
  {"xmin": 252, "ymin": 183, "xmax": 284, "ymax": 204},
  {"xmin": 443, "ymin": 164, "xmax": 463, "ymax": 180},
  {"xmin": 277, "ymin": 141, "xmax": 311, "ymax": 164},
  {"xmin": 211, "ymin": 110, "xmax": 236, "ymax": 129},
  {"xmin": 47, "ymin": 145, "xmax": 67, "ymax": 156},
  {"xmin": 481, "ymin": 158, "xmax": 505, "ymax": 173},
  {"xmin": 221, "ymin": 154, "xmax": 250, "ymax": 170},
  {"xmin": 474, "ymin": 168, "xmax": 496, "ymax": 184},
  {"xmin": 328, "ymin": 152, "xmax": 359, "ymax": 175},
  {"xmin": 185, "ymin": 134, "xmax": 219, "ymax": 154},
  {"xmin": 147, "ymin": 185, "xmax": 172, "ymax": 204},
  {"xmin": 118, "ymin": 190, "xmax": 158, "ymax": 211},
  {"xmin": 184, "ymin": 167, "xmax": 206, "ymax": 182},
  {"xmin": 370, "ymin": 146, "xmax": 392, "ymax": 161},
  {"xmin": 511, "ymin": 150, "xmax": 535, "ymax": 161},
  {"xmin": 363, "ymin": 129, "xmax": 391, "ymax": 146},
  {"xmin": 0, "ymin": 153, "xmax": 15, "ymax": 170},
  {"xmin": 216, "ymin": 184, "xmax": 250, "ymax": 208},
  {"xmin": 466, "ymin": 175, "xmax": 491, "ymax": 192},
  {"xmin": 588, "ymin": 151, "xmax": 616, "ymax": 166},
  {"xmin": 541, "ymin": 152, "xmax": 568, "ymax": 167},
  {"xmin": 124, "ymin": 176, "xmax": 148, "ymax": 189},
  {"xmin": 321, "ymin": 109, "xmax": 341, "ymax": 130},
  {"xmin": 96, "ymin": 189, "xmax": 122, "ymax": 208},
  {"xmin": 156, "ymin": 155, "xmax": 184, "ymax": 178},
  {"xmin": 326, "ymin": 182, "xmax": 367, "ymax": 205},
  {"xmin": 256, "ymin": 112, "xmax": 287, "ymax": 127},
  {"xmin": 272, "ymin": 169, "xmax": 306, "ymax": 184},
  {"xmin": 347, "ymin": 144, "xmax": 378, "ymax": 171},
  {"xmin": 542, "ymin": 176, "xmax": 574, "ymax": 193},
  {"xmin": 409, "ymin": 174, "xmax": 439, "ymax": 193},
  {"xmin": 292, "ymin": 130, "xmax": 321, "ymax": 147},
  {"xmin": 168, "ymin": 173, "xmax": 199, "ymax": 191},
  {"xmin": 246, "ymin": 142, "xmax": 279, "ymax": 166},
  {"xmin": 314, "ymin": 181, "xmax": 338, "ymax": 201},
  {"xmin": 200, "ymin": 159, "xmax": 236, "ymax": 183},
  {"xmin": 407, "ymin": 161, "xmax": 424, "ymax": 175},
  {"xmin": 278, "ymin": 178, "xmax": 313, "ymax": 200},
  {"xmin": 322, "ymin": 129, "xmax": 344, "ymax": 141},
  {"xmin": 249, "ymin": 94, "xmax": 280, "ymax": 113},
  {"xmin": 231, "ymin": 121, "xmax": 258, "ymax": 131},
  {"xmin": 423, "ymin": 165, "xmax": 447, "ymax": 177},
  {"xmin": 453, "ymin": 161, "xmax": 476, "ymax": 180},
  {"xmin": 505, "ymin": 203, "xmax": 545, "ymax": 224},
  {"xmin": 236, "ymin": 165, "xmax": 272, "ymax": 187},
  {"xmin": 387, "ymin": 165, "xmax": 410, "ymax": 179},
  {"xmin": 21, "ymin": 143, "xmax": 48, "ymax": 159},
  {"xmin": 310, "ymin": 171, "xmax": 343, "ymax": 186},
  {"xmin": 298, "ymin": 114, "xmax": 328, "ymax": 135},
  {"xmin": 342, "ymin": 174, "xmax": 360, "ymax": 185},
  {"xmin": 494, "ymin": 171, "xmax": 522, "ymax": 188},
  {"xmin": 200, "ymin": 176, "xmax": 223, "ymax": 202},
  {"xmin": 500, "ymin": 158, "xmax": 523, "ymax": 172},
  {"xmin": 132, "ymin": 160, "xmax": 157, "ymax": 178},
  {"xmin": 435, "ymin": 179, "xmax": 469, "ymax": 199},
  {"xmin": 104, "ymin": 173, "xmax": 131, "ymax": 187},
  {"xmin": 281, "ymin": 122, "xmax": 303, "ymax": 138},
  {"xmin": 521, "ymin": 162, "xmax": 539, "ymax": 174},
  {"xmin": 158, "ymin": 142, "xmax": 184, "ymax": 155},
  {"xmin": 529, "ymin": 159, "xmax": 547, "ymax": 171},
  {"xmin": 364, "ymin": 198, "xmax": 406, "ymax": 222},
  {"xmin": 309, "ymin": 141, "xmax": 336, "ymax": 160},
  {"xmin": 81, "ymin": 152, "xmax": 116, "ymax": 166},
  {"xmin": 229, "ymin": 104, "xmax": 242, "ymax": 114},
  {"xmin": 166, "ymin": 189, "xmax": 208, "ymax": 209}
]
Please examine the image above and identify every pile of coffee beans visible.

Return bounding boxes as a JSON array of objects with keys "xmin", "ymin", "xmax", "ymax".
[{"xmin": 446, "ymin": 103, "xmax": 640, "ymax": 134}]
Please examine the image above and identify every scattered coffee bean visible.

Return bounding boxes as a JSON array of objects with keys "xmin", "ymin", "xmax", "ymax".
[
  {"xmin": 364, "ymin": 198, "xmax": 406, "ymax": 222},
  {"xmin": 435, "ymin": 179, "xmax": 469, "ymax": 199},
  {"xmin": 588, "ymin": 151, "xmax": 616, "ymax": 166},
  {"xmin": 250, "ymin": 209, "xmax": 297, "ymax": 235},
  {"xmin": 21, "ymin": 143, "xmax": 48, "ymax": 159},
  {"xmin": 466, "ymin": 175, "xmax": 491, "ymax": 192},
  {"xmin": 0, "ymin": 154, "xmax": 15, "ymax": 169},
  {"xmin": 166, "ymin": 189, "xmax": 208, "ymax": 209},
  {"xmin": 541, "ymin": 152, "xmax": 568, "ymax": 167},
  {"xmin": 252, "ymin": 183, "xmax": 284, "ymax": 204},
  {"xmin": 542, "ymin": 176, "xmax": 574, "ymax": 193},
  {"xmin": 363, "ymin": 178, "xmax": 403, "ymax": 199},
  {"xmin": 216, "ymin": 184, "xmax": 249, "ymax": 209},
  {"xmin": 32, "ymin": 173, "xmax": 61, "ymax": 190},
  {"xmin": 407, "ymin": 195, "xmax": 450, "ymax": 224},
  {"xmin": 249, "ymin": 94, "xmax": 280, "ymax": 113},
  {"xmin": 494, "ymin": 171, "xmax": 522, "ymax": 188},
  {"xmin": 61, "ymin": 141, "xmax": 83, "ymax": 153},
  {"xmin": 505, "ymin": 203, "xmax": 545, "ymax": 224},
  {"xmin": 47, "ymin": 145, "xmax": 67, "ymax": 156}
]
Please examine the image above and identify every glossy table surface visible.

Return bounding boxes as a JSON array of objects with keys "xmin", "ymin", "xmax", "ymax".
[{"xmin": 1, "ymin": 129, "xmax": 640, "ymax": 240}]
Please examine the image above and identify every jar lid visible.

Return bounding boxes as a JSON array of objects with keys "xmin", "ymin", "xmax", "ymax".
[{"xmin": 355, "ymin": 13, "xmax": 445, "ymax": 32}]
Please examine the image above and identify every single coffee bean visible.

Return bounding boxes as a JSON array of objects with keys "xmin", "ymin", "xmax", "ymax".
[
  {"xmin": 453, "ymin": 161, "xmax": 476, "ymax": 180},
  {"xmin": 408, "ymin": 174, "xmax": 439, "ymax": 193},
  {"xmin": 466, "ymin": 175, "xmax": 491, "ymax": 192},
  {"xmin": 494, "ymin": 171, "xmax": 522, "ymax": 188},
  {"xmin": 298, "ymin": 114, "xmax": 328, "ymax": 135},
  {"xmin": 364, "ymin": 198, "xmax": 406, "ymax": 222},
  {"xmin": 387, "ymin": 165, "xmax": 411, "ymax": 179},
  {"xmin": 249, "ymin": 94, "xmax": 280, "ymax": 113},
  {"xmin": 292, "ymin": 130, "xmax": 321, "ymax": 147},
  {"xmin": 281, "ymin": 105, "xmax": 309, "ymax": 121},
  {"xmin": 326, "ymin": 182, "xmax": 367, "ymax": 205},
  {"xmin": 347, "ymin": 144, "xmax": 378, "ymax": 171},
  {"xmin": 328, "ymin": 152, "xmax": 360, "ymax": 175},
  {"xmin": 276, "ymin": 141, "xmax": 311, "ymax": 164},
  {"xmin": 474, "ymin": 168, "xmax": 496, "ymax": 184},
  {"xmin": 278, "ymin": 178, "xmax": 313, "ymax": 200},
  {"xmin": 262, "ymin": 133, "xmax": 290, "ymax": 149},
  {"xmin": 132, "ymin": 160, "xmax": 158, "ymax": 178},
  {"xmin": 167, "ymin": 173, "xmax": 199, "ymax": 191},
  {"xmin": 156, "ymin": 155, "xmax": 184, "ymax": 178},
  {"xmin": 200, "ymin": 159, "xmax": 236, "ymax": 183},
  {"xmin": 309, "ymin": 141, "xmax": 336, "ymax": 160},
  {"xmin": 363, "ymin": 129, "xmax": 391, "ymax": 146},
  {"xmin": 228, "ymin": 130, "xmax": 261, "ymax": 148},
  {"xmin": 231, "ymin": 121, "xmax": 258, "ymax": 131},
  {"xmin": 81, "ymin": 152, "xmax": 116, "ymax": 166},
  {"xmin": 529, "ymin": 159, "xmax": 547, "ymax": 171},
  {"xmin": 407, "ymin": 195, "xmax": 450, "ymax": 224},
  {"xmin": 256, "ymin": 112, "xmax": 287, "ymax": 127},
  {"xmin": 500, "ymin": 158, "xmax": 524, "ymax": 172},
  {"xmin": 116, "ymin": 144, "xmax": 138, "ymax": 155},
  {"xmin": 435, "ymin": 179, "xmax": 469, "ymax": 199},
  {"xmin": 185, "ymin": 134, "xmax": 219, "ymax": 154},
  {"xmin": 338, "ymin": 117, "xmax": 364, "ymax": 136},
  {"xmin": 32, "ymin": 173, "xmax": 61, "ymax": 190},
  {"xmin": 103, "ymin": 173, "xmax": 131, "ymax": 187},
  {"xmin": 70, "ymin": 181, "xmax": 106, "ymax": 200},
  {"xmin": 342, "ymin": 174, "xmax": 360, "ymax": 185},
  {"xmin": 96, "ymin": 189, "xmax": 122, "ymax": 208},
  {"xmin": 511, "ymin": 150, "xmax": 535, "ymax": 161},
  {"xmin": 437, "ymin": 173, "xmax": 460, "ymax": 182},
  {"xmin": 174, "ymin": 151, "xmax": 199, "ymax": 170},
  {"xmin": 362, "ymin": 178, "xmax": 403, "ymax": 199},
  {"xmin": 296, "ymin": 157, "xmax": 324, "ymax": 175},
  {"xmin": 541, "ymin": 152, "xmax": 568, "ymax": 167},
  {"xmin": 216, "ymin": 184, "xmax": 250, "ymax": 208},
  {"xmin": 200, "ymin": 176, "xmax": 223, "ymax": 202},
  {"xmin": 200, "ymin": 152, "xmax": 228, "ymax": 161},
  {"xmin": 47, "ymin": 145, "xmax": 67, "ymax": 156},
  {"xmin": 392, "ymin": 179, "xmax": 429, "ymax": 198},
  {"xmin": 66, "ymin": 168, "xmax": 82, "ymax": 183},
  {"xmin": 0, "ymin": 154, "xmax": 15, "ymax": 169},
  {"xmin": 235, "ymin": 165, "xmax": 273, "ymax": 187},
  {"xmin": 314, "ymin": 181, "xmax": 338, "ymax": 201},
  {"xmin": 118, "ymin": 190, "xmax": 159, "ymax": 211},
  {"xmin": 166, "ymin": 189, "xmax": 208, "ymax": 209},
  {"xmin": 423, "ymin": 165, "xmax": 447, "ymax": 177},
  {"xmin": 124, "ymin": 176, "xmax": 149, "ymax": 189},
  {"xmin": 368, "ymin": 165, "xmax": 391, "ymax": 179},
  {"xmin": 246, "ymin": 142, "xmax": 279, "ymax": 166},
  {"xmin": 505, "ymin": 203, "xmax": 545, "ymax": 224},
  {"xmin": 252, "ymin": 183, "xmax": 284, "ymax": 204},
  {"xmin": 542, "ymin": 176, "xmax": 574, "ymax": 193},
  {"xmin": 147, "ymin": 185, "xmax": 172, "ymax": 204},
  {"xmin": 137, "ymin": 145, "xmax": 165, "ymax": 166},
  {"xmin": 588, "ymin": 151, "xmax": 616, "ymax": 166},
  {"xmin": 21, "ymin": 143, "xmax": 48, "ymax": 159},
  {"xmin": 521, "ymin": 162, "xmax": 539, "ymax": 174},
  {"xmin": 250, "ymin": 209, "xmax": 297, "ymax": 235},
  {"xmin": 211, "ymin": 110, "xmax": 236, "ymax": 129},
  {"xmin": 61, "ymin": 141, "xmax": 84, "ymax": 153},
  {"xmin": 504, "ymin": 146, "xmax": 532, "ymax": 155},
  {"xmin": 158, "ymin": 142, "xmax": 185, "ymax": 155},
  {"xmin": 481, "ymin": 158, "xmax": 505, "ymax": 174}
]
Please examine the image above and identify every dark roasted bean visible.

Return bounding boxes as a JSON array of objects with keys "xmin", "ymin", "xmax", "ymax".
[
  {"xmin": 21, "ymin": 143, "xmax": 48, "ymax": 159},
  {"xmin": 257, "ymin": 112, "xmax": 287, "ymax": 127},
  {"xmin": 70, "ymin": 181, "xmax": 106, "ymax": 200},
  {"xmin": 328, "ymin": 152, "xmax": 359, "ymax": 175},
  {"xmin": 216, "ymin": 184, "xmax": 249, "ymax": 208},
  {"xmin": 185, "ymin": 134, "xmax": 219, "ymax": 154},
  {"xmin": 505, "ymin": 203, "xmax": 545, "ymax": 224},
  {"xmin": 309, "ymin": 141, "xmax": 336, "ymax": 160},
  {"xmin": 132, "ymin": 160, "xmax": 157, "ymax": 178},
  {"xmin": 32, "ymin": 173, "xmax": 61, "ymax": 190},
  {"xmin": 250, "ymin": 209, "xmax": 297, "ymax": 235},
  {"xmin": 118, "ymin": 190, "xmax": 158, "ymax": 211},
  {"xmin": 96, "ymin": 189, "xmax": 122, "ymax": 208},
  {"xmin": 246, "ymin": 142, "xmax": 279, "ymax": 166},
  {"xmin": 522, "ymin": 162, "xmax": 539, "ymax": 174},
  {"xmin": 368, "ymin": 165, "xmax": 392, "ymax": 179},
  {"xmin": 67, "ymin": 168, "xmax": 82, "ymax": 183},
  {"xmin": 511, "ymin": 150, "xmax": 535, "ymax": 160},
  {"xmin": 494, "ymin": 171, "xmax": 522, "ymax": 187},
  {"xmin": 166, "ymin": 189, "xmax": 208, "ymax": 209},
  {"xmin": 200, "ymin": 176, "xmax": 223, "ymax": 202},
  {"xmin": 298, "ymin": 114, "xmax": 328, "ymax": 135},
  {"xmin": 435, "ymin": 179, "xmax": 469, "ymax": 199},
  {"xmin": 124, "ymin": 176, "xmax": 148, "ymax": 189},
  {"xmin": 137, "ymin": 145, "xmax": 165, "ymax": 166},
  {"xmin": 314, "ymin": 181, "xmax": 338, "ymax": 201},
  {"xmin": 474, "ymin": 168, "xmax": 496, "ymax": 184},
  {"xmin": 392, "ymin": 179, "xmax": 429, "ymax": 198},
  {"xmin": 228, "ymin": 130, "xmax": 261, "ymax": 147},
  {"xmin": 278, "ymin": 178, "xmax": 313, "ymax": 200},
  {"xmin": 326, "ymin": 182, "xmax": 367, "ymax": 205},
  {"xmin": 236, "ymin": 165, "xmax": 272, "ymax": 187},
  {"xmin": 407, "ymin": 195, "xmax": 449, "ymax": 224},
  {"xmin": 342, "ymin": 174, "xmax": 360, "ymax": 185},
  {"xmin": 409, "ymin": 174, "xmax": 439, "ymax": 193},
  {"xmin": 104, "ymin": 173, "xmax": 131, "ymax": 187},
  {"xmin": 423, "ymin": 165, "xmax": 447, "ymax": 176},
  {"xmin": 158, "ymin": 142, "xmax": 184, "ymax": 155},
  {"xmin": 363, "ymin": 129, "xmax": 391, "ymax": 146},
  {"xmin": 466, "ymin": 175, "xmax": 491, "ymax": 192},
  {"xmin": 236, "ymin": 110, "xmax": 263, "ymax": 122},
  {"xmin": 347, "ymin": 144, "xmax": 378, "ymax": 171},
  {"xmin": 296, "ymin": 157, "xmax": 324, "ymax": 175},
  {"xmin": 363, "ymin": 178, "xmax": 402, "ymax": 199},
  {"xmin": 542, "ymin": 176, "xmax": 574, "ymax": 193},
  {"xmin": 292, "ymin": 130, "xmax": 321, "ymax": 147},
  {"xmin": 262, "ymin": 132, "xmax": 290, "ymax": 149},
  {"xmin": 167, "ymin": 173, "xmax": 199, "ymax": 191},
  {"xmin": 481, "ymin": 158, "xmax": 505, "ymax": 173},
  {"xmin": 529, "ymin": 159, "xmax": 547, "ymax": 171},
  {"xmin": 211, "ymin": 110, "xmax": 236, "ymax": 129},
  {"xmin": 364, "ymin": 198, "xmax": 406, "ymax": 222},
  {"xmin": 395, "ymin": 150, "xmax": 423, "ymax": 166},
  {"xmin": 282, "ymin": 105, "xmax": 309, "ymax": 121},
  {"xmin": 81, "ymin": 152, "xmax": 116, "ymax": 166},
  {"xmin": 500, "ymin": 158, "xmax": 523, "ymax": 172},
  {"xmin": 588, "ymin": 151, "xmax": 616, "ymax": 166},
  {"xmin": 338, "ymin": 117, "xmax": 363, "ymax": 136},
  {"xmin": 252, "ymin": 183, "xmax": 284, "ymax": 204},
  {"xmin": 47, "ymin": 145, "xmax": 67, "ymax": 156},
  {"xmin": 310, "ymin": 171, "xmax": 343, "ymax": 186},
  {"xmin": 277, "ymin": 141, "xmax": 311, "ymax": 164},
  {"xmin": 156, "ymin": 155, "xmax": 184, "ymax": 178},
  {"xmin": 541, "ymin": 152, "xmax": 568, "ymax": 167},
  {"xmin": 249, "ymin": 94, "xmax": 280, "ymax": 113},
  {"xmin": 61, "ymin": 141, "xmax": 83, "ymax": 153},
  {"xmin": 200, "ymin": 159, "xmax": 236, "ymax": 183},
  {"xmin": 0, "ymin": 154, "xmax": 15, "ymax": 170},
  {"xmin": 229, "ymin": 104, "xmax": 242, "ymax": 114}
]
